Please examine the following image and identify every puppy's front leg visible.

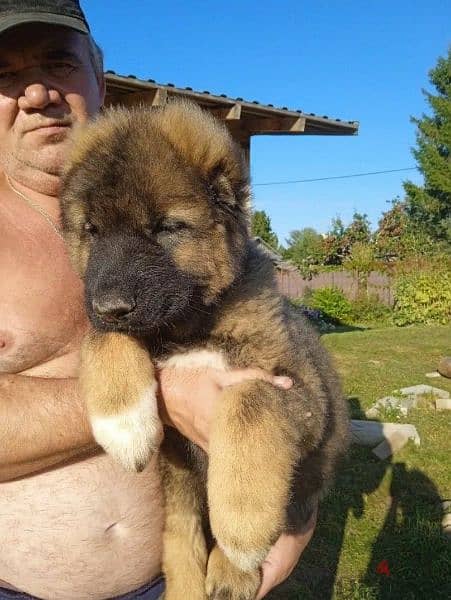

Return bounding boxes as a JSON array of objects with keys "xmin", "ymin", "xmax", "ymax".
[
  {"xmin": 80, "ymin": 330, "xmax": 162, "ymax": 472},
  {"xmin": 207, "ymin": 380, "xmax": 300, "ymax": 598}
]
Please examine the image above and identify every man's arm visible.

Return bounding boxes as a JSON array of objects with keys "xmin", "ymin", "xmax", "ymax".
[
  {"xmin": 0, "ymin": 367, "xmax": 291, "ymax": 481},
  {"xmin": 0, "ymin": 373, "xmax": 98, "ymax": 482}
]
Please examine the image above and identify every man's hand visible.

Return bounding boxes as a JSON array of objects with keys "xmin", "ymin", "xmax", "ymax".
[
  {"xmin": 157, "ymin": 366, "xmax": 292, "ymax": 452},
  {"xmin": 257, "ymin": 506, "xmax": 318, "ymax": 599}
]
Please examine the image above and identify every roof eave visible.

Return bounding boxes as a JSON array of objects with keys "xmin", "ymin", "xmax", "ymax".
[{"xmin": 104, "ymin": 72, "xmax": 359, "ymax": 137}]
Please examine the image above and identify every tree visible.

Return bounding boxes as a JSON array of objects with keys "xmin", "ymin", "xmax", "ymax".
[
  {"xmin": 322, "ymin": 213, "xmax": 372, "ymax": 265},
  {"xmin": 343, "ymin": 212, "xmax": 371, "ymax": 247},
  {"xmin": 403, "ymin": 47, "xmax": 451, "ymax": 244},
  {"xmin": 375, "ymin": 199, "xmax": 409, "ymax": 261},
  {"xmin": 251, "ymin": 210, "xmax": 279, "ymax": 249},
  {"xmin": 322, "ymin": 216, "xmax": 347, "ymax": 265},
  {"xmin": 343, "ymin": 241, "xmax": 376, "ymax": 298},
  {"xmin": 375, "ymin": 198, "xmax": 434, "ymax": 261},
  {"xmin": 283, "ymin": 228, "xmax": 324, "ymax": 274}
]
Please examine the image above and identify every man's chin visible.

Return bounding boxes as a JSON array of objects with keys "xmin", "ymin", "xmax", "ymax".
[{"xmin": 19, "ymin": 143, "xmax": 71, "ymax": 176}]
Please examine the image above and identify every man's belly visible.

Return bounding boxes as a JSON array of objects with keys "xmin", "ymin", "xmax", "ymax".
[{"xmin": 0, "ymin": 453, "xmax": 164, "ymax": 600}]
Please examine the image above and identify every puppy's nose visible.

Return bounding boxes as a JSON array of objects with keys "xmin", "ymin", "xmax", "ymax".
[{"xmin": 92, "ymin": 294, "xmax": 136, "ymax": 321}]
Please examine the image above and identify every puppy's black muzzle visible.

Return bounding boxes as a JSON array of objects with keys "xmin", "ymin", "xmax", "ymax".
[
  {"xmin": 85, "ymin": 234, "xmax": 199, "ymax": 333},
  {"xmin": 92, "ymin": 293, "xmax": 136, "ymax": 322}
]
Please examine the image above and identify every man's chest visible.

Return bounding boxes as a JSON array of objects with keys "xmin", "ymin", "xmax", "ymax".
[{"xmin": 0, "ymin": 211, "xmax": 87, "ymax": 375}]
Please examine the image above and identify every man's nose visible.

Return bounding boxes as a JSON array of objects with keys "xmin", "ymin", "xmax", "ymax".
[{"xmin": 17, "ymin": 83, "xmax": 63, "ymax": 111}]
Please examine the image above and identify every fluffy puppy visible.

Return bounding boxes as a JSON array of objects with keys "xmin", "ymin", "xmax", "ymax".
[{"xmin": 60, "ymin": 100, "xmax": 349, "ymax": 600}]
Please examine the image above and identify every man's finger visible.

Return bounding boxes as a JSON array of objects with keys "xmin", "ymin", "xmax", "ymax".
[{"xmin": 221, "ymin": 368, "xmax": 293, "ymax": 389}]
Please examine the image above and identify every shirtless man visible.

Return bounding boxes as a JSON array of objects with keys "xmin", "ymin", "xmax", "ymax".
[{"xmin": 0, "ymin": 2, "xmax": 316, "ymax": 599}]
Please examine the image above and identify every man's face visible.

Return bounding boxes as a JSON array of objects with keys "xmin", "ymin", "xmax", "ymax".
[{"xmin": 0, "ymin": 23, "xmax": 104, "ymax": 176}]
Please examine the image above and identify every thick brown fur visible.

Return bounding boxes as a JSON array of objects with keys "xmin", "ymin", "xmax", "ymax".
[{"xmin": 60, "ymin": 100, "xmax": 349, "ymax": 600}]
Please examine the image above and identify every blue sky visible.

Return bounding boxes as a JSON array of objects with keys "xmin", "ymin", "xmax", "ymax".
[{"xmin": 83, "ymin": 1, "xmax": 450, "ymax": 245}]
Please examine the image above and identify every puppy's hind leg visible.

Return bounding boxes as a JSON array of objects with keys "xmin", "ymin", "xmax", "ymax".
[
  {"xmin": 160, "ymin": 438, "xmax": 208, "ymax": 600},
  {"xmin": 80, "ymin": 330, "xmax": 162, "ymax": 472},
  {"xmin": 205, "ymin": 545, "xmax": 261, "ymax": 600},
  {"xmin": 207, "ymin": 380, "xmax": 299, "ymax": 590}
]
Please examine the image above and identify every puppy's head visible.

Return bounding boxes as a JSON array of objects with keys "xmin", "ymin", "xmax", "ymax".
[{"xmin": 61, "ymin": 100, "xmax": 250, "ymax": 334}]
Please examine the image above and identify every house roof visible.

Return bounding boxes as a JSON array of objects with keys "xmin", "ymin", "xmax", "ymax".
[
  {"xmin": 254, "ymin": 237, "xmax": 298, "ymax": 271},
  {"xmin": 104, "ymin": 71, "xmax": 359, "ymax": 141}
]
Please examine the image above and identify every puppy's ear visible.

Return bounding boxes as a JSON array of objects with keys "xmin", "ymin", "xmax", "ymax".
[
  {"xmin": 154, "ymin": 100, "xmax": 251, "ymax": 213},
  {"xmin": 207, "ymin": 159, "xmax": 247, "ymax": 214}
]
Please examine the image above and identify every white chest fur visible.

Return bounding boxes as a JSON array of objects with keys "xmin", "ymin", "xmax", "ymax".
[{"xmin": 159, "ymin": 349, "xmax": 229, "ymax": 371}]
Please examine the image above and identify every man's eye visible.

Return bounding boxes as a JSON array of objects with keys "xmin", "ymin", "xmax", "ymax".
[
  {"xmin": 46, "ymin": 62, "xmax": 77, "ymax": 77},
  {"xmin": 0, "ymin": 71, "xmax": 16, "ymax": 88}
]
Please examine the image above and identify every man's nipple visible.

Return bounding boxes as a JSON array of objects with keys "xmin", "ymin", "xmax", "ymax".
[{"xmin": 0, "ymin": 331, "xmax": 12, "ymax": 351}]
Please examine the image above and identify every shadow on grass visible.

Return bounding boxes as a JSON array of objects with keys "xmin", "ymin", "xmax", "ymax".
[
  {"xmin": 362, "ymin": 463, "xmax": 449, "ymax": 600},
  {"xmin": 323, "ymin": 323, "xmax": 367, "ymax": 334},
  {"xmin": 267, "ymin": 399, "xmax": 448, "ymax": 600}
]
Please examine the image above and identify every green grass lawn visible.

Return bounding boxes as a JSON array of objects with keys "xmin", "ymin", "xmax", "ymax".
[{"xmin": 268, "ymin": 324, "xmax": 451, "ymax": 600}]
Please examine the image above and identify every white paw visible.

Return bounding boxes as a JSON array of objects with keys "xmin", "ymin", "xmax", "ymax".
[
  {"xmin": 217, "ymin": 542, "xmax": 268, "ymax": 573},
  {"xmin": 90, "ymin": 385, "xmax": 163, "ymax": 472}
]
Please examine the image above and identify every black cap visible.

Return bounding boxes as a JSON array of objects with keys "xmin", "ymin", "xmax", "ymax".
[{"xmin": 0, "ymin": 0, "xmax": 90, "ymax": 36}]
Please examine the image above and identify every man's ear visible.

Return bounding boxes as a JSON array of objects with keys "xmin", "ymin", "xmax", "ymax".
[{"xmin": 97, "ymin": 75, "xmax": 106, "ymax": 110}]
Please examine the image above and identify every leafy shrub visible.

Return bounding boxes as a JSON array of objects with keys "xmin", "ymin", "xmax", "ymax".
[
  {"xmin": 348, "ymin": 295, "xmax": 392, "ymax": 325},
  {"xmin": 289, "ymin": 299, "xmax": 335, "ymax": 332},
  {"xmin": 393, "ymin": 270, "xmax": 451, "ymax": 325},
  {"xmin": 388, "ymin": 252, "xmax": 451, "ymax": 277},
  {"xmin": 306, "ymin": 287, "xmax": 352, "ymax": 323}
]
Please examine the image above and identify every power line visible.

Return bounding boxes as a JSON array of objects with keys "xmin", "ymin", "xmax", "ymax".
[{"xmin": 253, "ymin": 167, "xmax": 417, "ymax": 187}]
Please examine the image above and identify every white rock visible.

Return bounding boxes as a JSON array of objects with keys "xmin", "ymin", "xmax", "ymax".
[
  {"xmin": 372, "ymin": 430, "xmax": 411, "ymax": 459},
  {"xmin": 350, "ymin": 420, "xmax": 420, "ymax": 447},
  {"xmin": 398, "ymin": 384, "xmax": 449, "ymax": 399},
  {"xmin": 436, "ymin": 398, "xmax": 451, "ymax": 411},
  {"xmin": 425, "ymin": 372, "xmax": 441, "ymax": 378},
  {"xmin": 442, "ymin": 513, "xmax": 451, "ymax": 539},
  {"xmin": 366, "ymin": 395, "xmax": 417, "ymax": 417}
]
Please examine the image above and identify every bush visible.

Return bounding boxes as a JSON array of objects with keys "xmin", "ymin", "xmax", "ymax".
[
  {"xmin": 349, "ymin": 295, "xmax": 392, "ymax": 325},
  {"xmin": 289, "ymin": 299, "xmax": 336, "ymax": 332},
  {"xmin": 393, "ymin": 270, "xmax": 451, "ymax": 325},
  {"xmin": 306, "ymin": 287, "xmax": 352, "ymax": 323}
]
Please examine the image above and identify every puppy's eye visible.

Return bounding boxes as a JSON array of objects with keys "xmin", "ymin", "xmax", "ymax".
[
  {"xmin": 84, "ymin": 222, "xmax": 98, "ymax": 236},
  {"xmin": 157, "ymin": 221, "xmax": 189, "ymax": 234}
]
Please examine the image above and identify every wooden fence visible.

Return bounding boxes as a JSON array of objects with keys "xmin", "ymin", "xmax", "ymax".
[{"xmin": 276, "ymin": 269, "xmax": 394, "ymax": 306}]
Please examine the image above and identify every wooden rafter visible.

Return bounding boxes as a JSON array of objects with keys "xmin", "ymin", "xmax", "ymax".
[
  {"xmin": 105, "ymin": 88, "xmax": 168, "ymax": 108},
  {"xmin": 207, "ymin": 104, "xmax": 242, "ymax": 120},
  {"xmin": 245, "ymin": 116, "xmax": 306, "ymax": 134}
]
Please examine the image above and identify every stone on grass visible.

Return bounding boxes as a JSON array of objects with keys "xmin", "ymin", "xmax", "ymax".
[
  {"xmin": 438, "ymin": 356, "xmax": 451, "ymax": 379},
  {"xmin": 350, "ymin": 420, "xmax": 420, "ymax": 449},
  {"xmin": 398, "ymin": 384, "xmax": 449, "ymax": 399},
  {"xmin": 443, "ymin": 514, "xmax": 451, "ymax": 537},
  {"xmin": 366, "ymin": 395, "xmax": 417, "ymax": 418},
  {"xmin": 366, "ymin": 385, "xmax": 450, "ymax": 418},
  {"xmin": 425, "ymin": 371, "xmax": 441, "ymax": 378},
  {"xmin": 372, "ymin": 430, "xmax": 411, "ymax": 460},
  {"xmin": 436, "ymin": 398, "xmax": 451, "ymax": 411}
]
